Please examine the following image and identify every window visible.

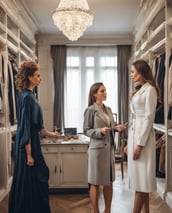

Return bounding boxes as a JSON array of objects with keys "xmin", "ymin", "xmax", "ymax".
[{"xmin": 65, "ymin": 47, "xmax": 118, "ymax": 132}]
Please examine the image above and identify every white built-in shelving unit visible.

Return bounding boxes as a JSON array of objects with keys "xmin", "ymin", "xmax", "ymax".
[
  {"xmin": 0, "ymin": 0, "xmax": 37, "ymax": 201},
  {"xmin": 134, "ymin": 0, "xmax": 172, "ymax": 208}
]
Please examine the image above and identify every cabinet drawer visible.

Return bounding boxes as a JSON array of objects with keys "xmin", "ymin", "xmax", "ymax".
[
  {"xmin": 42, "ymin": 146, "xmax": 58, "ymax": 153},
  {"xmin": 42, "ymin": 144, "xmax": 88, "ymax": 153},
  {"xmin": 59, "ymin": 144, "xmax": 88, "ymax": 152}
]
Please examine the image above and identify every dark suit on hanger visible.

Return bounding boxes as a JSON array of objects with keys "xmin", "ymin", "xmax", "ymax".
[{"xmin": 154, "ymin": 53, "xmax": 165, "ymax": 124}]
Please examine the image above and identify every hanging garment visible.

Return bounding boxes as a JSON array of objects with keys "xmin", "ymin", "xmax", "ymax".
[
  {"xmin": 154, "ymin": 53, "xmax": 165, "ymax": 124},
  {"xmin": 0, "ymin": 54, "xmax": 2, "ymax": 111},
  {"xmin": 0, "ymin": 53, "xmax": 5, "ymax": 111},
  {"xmin": 10, "ymin": 59, "xmax": 19, "ymax": 122},
  {"xmin": 167, "ymin": 54, "xmax": 172, "ymax": 121},
  {"xmin": 152, "ymin": 56, "xmax": 159, "ymax": 77},
  {"xmin": 8, "ymin": 61, "xmax": 17, "ymax": 125},
  {"xmin": 168, "ymin": 64, "xmax": 172, "ymax": 105}
]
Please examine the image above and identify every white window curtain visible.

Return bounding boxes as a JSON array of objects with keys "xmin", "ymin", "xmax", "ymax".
[{"xmin": 65, "ymin": 46, "xmax": 118, "ymax": 133}]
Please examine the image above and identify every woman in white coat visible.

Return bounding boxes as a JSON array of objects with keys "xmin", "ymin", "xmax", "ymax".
[
  {"xmin": 84, "ymin": 82, "xmax": 126, "ymax": 213},
  {"xmin": 127, "ymin": 60, "xmax": 160, "ymax": 213}
]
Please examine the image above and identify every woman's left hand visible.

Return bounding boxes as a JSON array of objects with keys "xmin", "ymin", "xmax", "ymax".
[
  {"xmin": 51, "ymin": 131, "xmax": 61, "ymax": 138},
  {"xmin": 133, "ymin": 145, "xmax": 142, "ymax": 160},
  {"xmin": 40, "ymin": 129, "xmax": 61, "ymax": 138},
  {"xmin": 27, "ymin": 154, "xmax": 35, "ymax": 166}
]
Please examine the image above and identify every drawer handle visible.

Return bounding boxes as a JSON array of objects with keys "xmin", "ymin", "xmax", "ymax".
[{"xmin": 54, "ymin": 165, "xmax": 57, "ymax": 173}]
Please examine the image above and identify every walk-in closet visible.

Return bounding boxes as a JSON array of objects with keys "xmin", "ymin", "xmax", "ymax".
[{"xmin": 0, "ymin": 0, "xmax": 172, "ymax": 212}]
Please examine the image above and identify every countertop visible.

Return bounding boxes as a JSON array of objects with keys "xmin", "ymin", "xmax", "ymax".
[{"xmin": 41, "ymin": 136, "xmax": 89, "ymax": 145}]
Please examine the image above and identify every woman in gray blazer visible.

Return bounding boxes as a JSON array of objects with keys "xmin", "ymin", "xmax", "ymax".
[{"xmin": 84, "ymin": 82, "xmax": 126, "ymax": 213}]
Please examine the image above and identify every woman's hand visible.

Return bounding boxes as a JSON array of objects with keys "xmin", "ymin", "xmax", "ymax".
[
  {"xmin": 40, "ymin": 129, "xmax": 61, "ymax": 138},
  {"xmin": 115, "ymin": 124, "xmax": 126, "ymax": 132},
  {"xmin": 133, "ymin": 145, "xmax": 142, "ymax": 160},
  {"xmin": 50, "ymin": 131, "xmax": 61, "ymax": 138},
  {"xmin": 25, "ymin": 142, "xmax": 34, "ymax": 166},
  {"xmin": 27, "ymin": 154, "xmax": 35, "ymax": 166},
  {"xmin": 101, "ymin": 127, "xmax": 111, "ymax": 135}
]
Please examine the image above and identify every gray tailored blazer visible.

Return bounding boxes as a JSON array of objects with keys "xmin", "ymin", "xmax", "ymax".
[
  {"xmin": 84, "ymin": 102, "xmax": 116, "ymax": 148},
  {"xmin": 83, "ymin": 102, "xmax": 116, "ymax": 184}
]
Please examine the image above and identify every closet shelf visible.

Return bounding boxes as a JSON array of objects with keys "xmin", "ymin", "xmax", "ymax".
[
  {"xmin": 168, "ymin": 17, "xmax": 172, "ymax": 25},
  {"xmin": 168, "ymin": 129, "xmax": 172, "ymax": 136},
  {"xmin": 7, "ymin": 40, "xmax": 18, "ymax": 54},
  {"xmin": 148, "ymin": 21, "xmax": 165, "ymax": 42},
  {"xmin": 134, "ymin": 50, "xmax": 139, "ymax": 57},
  {"xmin": 10, "ymin": 124, "xmax": 17, "ymax": 133},
  {"xmin": 137, "ymin": 38, "xmax": 165, "ymax": 59},
  {"xmin": 0, "ymin": 35, "xmax": 6, "ymax": 45},
  {"xmin": 134, "ymin": 23, "xmax": 165, "ymax": 58},
  {"xmin": 153, "ymin": 123, "xmax": 167, "ymax": 133},
  {"xmin": 150, "ymin": 38, "xmax": 165, "ymax": 52},
  {"xmin": 0, "ymin": 3, "xmax": 37, "ymax": 62},
  {"xmin": 20, "ymin": 49, "xmax": 33, "ymax": 60},
  {"xmin": 0, "ymin": 22, "xmax": 6, "ymax": 33},
  {"xmin": 135, "ymin": 0, "xmax": 165, "ymax": 42},
  {"xmin": 7, "ymin": 29, "xmax": 19, "ymax": 44},
  {"xmin": 0, "ymin": 127, "xmax": 6, "ymax": 134},
  {"xmin": 20, "ymin": 40, "xmax": 35, "ymax": 55},
  {"xmin": 0, "ymin": 125, "xmax": 17, "ymax": 134},
  {"xmin": 140, "ymin": 40, "xmax": 148, "ymax": 51},
  {"xmin": 0, "ymin": 188, "xmax": 6, "ymax": 202}
]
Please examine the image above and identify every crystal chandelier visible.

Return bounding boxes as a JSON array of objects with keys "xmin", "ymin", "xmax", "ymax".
[{"xmin": 52, "ymin": 0, "xmax": 94, "ymax": 41}]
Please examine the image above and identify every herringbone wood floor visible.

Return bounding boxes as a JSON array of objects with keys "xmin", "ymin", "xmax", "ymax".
[{"xmin": 1, "ymin": 163, "xmax": 172, "ymax": 213}]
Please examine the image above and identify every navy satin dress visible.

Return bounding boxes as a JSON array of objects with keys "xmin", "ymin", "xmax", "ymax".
[{"xmin": 8, "ymin": 89, "xmax": 51, "ymax": 213}]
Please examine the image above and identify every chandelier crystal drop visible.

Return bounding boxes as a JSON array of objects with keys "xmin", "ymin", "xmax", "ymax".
[{"xmin": 52, "ymin": 0, "xmax": 94, "ymax": 41}]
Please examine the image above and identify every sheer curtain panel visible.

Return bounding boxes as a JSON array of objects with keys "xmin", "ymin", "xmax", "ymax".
[{"xmin": 65, "ymin": 46, "xmax": 118, "ymax": 132}]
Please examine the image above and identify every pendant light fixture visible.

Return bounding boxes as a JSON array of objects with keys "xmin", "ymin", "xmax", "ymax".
[{"xmin": 52, "ymin": 0, "xmax": 94, "ymax": 41}]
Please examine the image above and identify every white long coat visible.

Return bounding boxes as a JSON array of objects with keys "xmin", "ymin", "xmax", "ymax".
[{"xmin": 128, "ymin": 82, "xmax": 157, "ymax": 192}]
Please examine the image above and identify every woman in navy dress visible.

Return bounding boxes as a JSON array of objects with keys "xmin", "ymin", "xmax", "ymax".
[{"xmin": 8, "ymin": 61, "xmax": 60, "ymax": 213}]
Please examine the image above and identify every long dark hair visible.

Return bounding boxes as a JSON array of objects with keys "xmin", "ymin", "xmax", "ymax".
[
  {"xmin": 131, "ymin": 59, "xmax": 161, "ymax": 103},
  {"xmin": 88, "ymin": 82, "xmax": 103, "ymax": 106},
  {"xmin": 15, "ymin": 61, "xmax": 39, "ymax": 92}
]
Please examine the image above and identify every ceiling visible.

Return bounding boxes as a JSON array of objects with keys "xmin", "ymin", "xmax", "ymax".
[{"xmin": 18, "ymin": 0, "xmax": 140, "ymax": 37}]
